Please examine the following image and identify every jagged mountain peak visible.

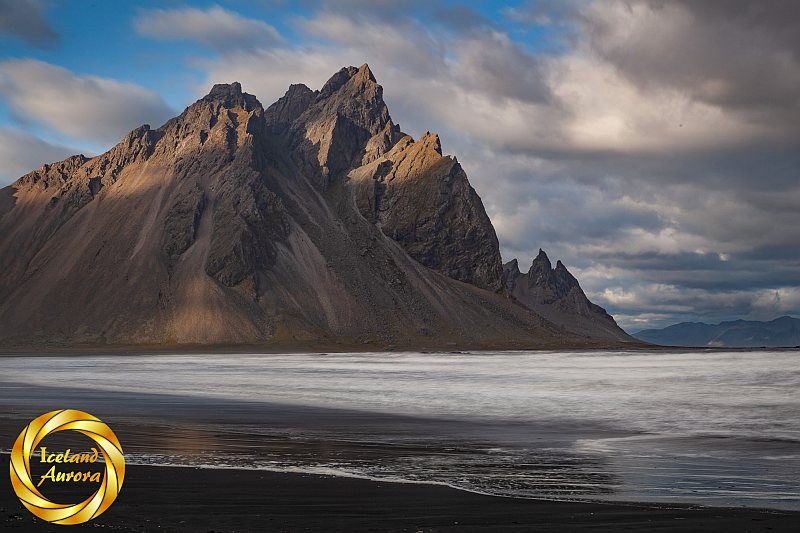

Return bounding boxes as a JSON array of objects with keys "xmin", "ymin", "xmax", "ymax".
[
  {"xmin": 201, "ymin": 81, "xmax": 261, "ymax": 111},
  {"xmin": 264, "ymin": 84, "xmax": 316, "ymax": 133},
  {"xmin": 283, "ymin": 65, "xmax": 392, "ymax": 182},
  {"xmin": 504, "ymin": 258, "xmax": 521, "ymax": 275},
  {"xmin": 504, "ymin": 249, "xmax": 632, "ymax": 342},
  {"xmin": 350, "ymin": 63, "xmax": 377, "ymax": 84},
  {"xmin": 357, "ymin": 63, "xmax": 376, "ymax": 80},
  {"xmin": 418, "ymin": 131, "xmax": 443, "ymax": 155},
  {"xmin": 525, "ymin": 250, "xmax": 578, "ymax": 288},
  {"xmin": 318, "ymin": 63, "xmax": 386, "ymax": 115},
  {"xmin": 207, "ymin": 81, "xmax": 243, "ymax": 98},
  {"xmin": 531, "ymin": 248, "xmax": 551, "ymax": 271},
  {"xmin": 323, "ymin": 64, "xmax": 384, "ymax": 113},
  {"xmin": 319, "ymin": 66, "xmax": 359, "ymax": 97},
  {"xmin": 319, "ymin": 63, "xmax": 378, "ymax": 100}
]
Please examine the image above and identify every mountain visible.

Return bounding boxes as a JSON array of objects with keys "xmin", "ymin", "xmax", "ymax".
[
  {"xmin": 0, "ymin": 64, "xmax": 636, "ymax": 350},
  {"xmin": 634, "ymin": 316, "xmax": 800, "ymax": 347},
  {"xmin": 503, "ymin": 250, "xmax": 632, "ymax": 342}
]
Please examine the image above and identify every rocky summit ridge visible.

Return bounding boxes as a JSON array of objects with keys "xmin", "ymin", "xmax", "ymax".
[
  {"xmin": 503, "ymin": 250, "xmax": 631, "ymax": 342},
  {"xmin": 0, "ymin": 64, "xmax": 635, "ymax": 349}
]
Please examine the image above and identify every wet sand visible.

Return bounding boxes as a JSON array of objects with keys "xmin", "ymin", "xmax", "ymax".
[{"xmin": 1, "ymin": 456, "xmax": 798, "ymax": 532}]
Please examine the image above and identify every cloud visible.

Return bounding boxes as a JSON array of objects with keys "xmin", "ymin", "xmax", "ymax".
[
  {"xmin": 134, "ymin": 5, "xmax": 282, "ymax": 52},
  {"xmin": 302, "ymin": 0, "xmax": 430, "ymax": 22},
  {"xmin": 592, "ymin": 283, "xmax": 800, "ymax": 330},
  {"xmin": 201, "ymin": 12, "xmax": 555, "ymax": 136},
  {"xmin": 579, "ymin": 0, "xmax": 800, "ymax": 139},
  {"xmin": 502, "ymin": 0, "xmax": 582, "ymax": 27},
  {"xmin": 187, "ymin": 1, "xmax": 800, "ymax": 328},
  {"xmin": 0, "ymin": 59, "xmax": 175, "ymax": 144},
  {"xmin": 434, "ymin": 5, "xmax": 495, "ymax": 31},
  {"xmin": 0, "ymin": 128, "xmax": 80, "ymax": 185},
  {"xmin": 0, "ymin": 0, "xmax": 58, "ymax": 47}
]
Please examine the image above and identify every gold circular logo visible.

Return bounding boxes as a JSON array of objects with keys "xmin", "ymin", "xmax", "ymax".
[{"xmin": 9, "ymin": 409, "xmax": 125, "ymax": 525}]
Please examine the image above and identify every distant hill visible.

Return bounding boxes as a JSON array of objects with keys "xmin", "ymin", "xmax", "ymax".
[{"xmin": 634, "ymin": 316, "xmax": 800, "ymax": 347}]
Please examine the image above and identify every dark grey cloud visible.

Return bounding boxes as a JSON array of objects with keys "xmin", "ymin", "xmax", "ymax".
[
  {"xmin": 579, "ymin": 251, "xmax": 800, "ymax": 291},
  {"xmin": 453, "ymin": 32, "xmax": 554, "ymax": 105},
  {"xmin": 580, "ymin": 0, "xmax": 800, "ymax": 134},
  {"xmin": 665, "ymin": 0, "xmax": 800, "ymax": 55},
  {"xmin": 0, "ymin": 0, "xmax": 58, "ymax": 47}
]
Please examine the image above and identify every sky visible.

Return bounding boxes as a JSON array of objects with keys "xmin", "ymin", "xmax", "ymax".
[{"xmin": 0, "ymin": 0, "xmax": 798, "ymax": 331}]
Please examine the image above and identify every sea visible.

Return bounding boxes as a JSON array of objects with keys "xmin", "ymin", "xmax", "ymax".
[{"xmin": 1, "ymin": 350, "xmax": 798, "ymax": 510}]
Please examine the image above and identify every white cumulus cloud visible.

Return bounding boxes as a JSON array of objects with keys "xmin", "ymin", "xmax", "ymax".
[
  {"xmin": 134, "ymin": 5, "xmax": 282, "ymax": 52},
  {"xmin": 0, "ymin": 59, "xmax": 175, "ymax": 144}
]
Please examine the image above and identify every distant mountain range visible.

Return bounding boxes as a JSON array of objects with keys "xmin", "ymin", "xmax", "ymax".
[{"xmin": 634, "ymin": 316, "xmax": 800, "ymax": 348}]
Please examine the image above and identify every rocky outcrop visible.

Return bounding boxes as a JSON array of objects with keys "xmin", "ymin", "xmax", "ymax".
[
  {"xmin": 277, "ymin": 64, "xmax": 393, "ymax": 186},
  {"xmin": 503, "ymin": 250, "xmax": 634, "ymax": 342},
  {"xmin": 270, "ymin": 63, "xmax": 504, "ymax": 291},
  {"xmin": 349, "ymin": 131, "xmax": 504, "ymax": 292},
  {"xmin": 264, "ymin": 84, "xmax": 315, "ymax": 134},
  {"xmin": 0, "ymin": 65, "xmax": 629, "ymax": 349},
  {"xmin": 161, "ymin": 181, "xmax": 206, "ymax": 264}
]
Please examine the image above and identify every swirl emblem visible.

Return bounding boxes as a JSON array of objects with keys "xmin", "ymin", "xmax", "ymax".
[{"xmin": 9, "ymin": 410, "xmax": 125, "ymax": 525}]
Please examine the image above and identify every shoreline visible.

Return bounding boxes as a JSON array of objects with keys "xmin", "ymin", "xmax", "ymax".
[
  {"xmin": 51, "ymin": 456, "xmax": 800, "ymax": 513},
  {"xmin": 0, "ymin": 340, "xmax": 654, "ymax": 355},
  {"xmin": 1, "ymin": 459, "xmax": 797, "ymax": 532},
  {"xmin": 3, "ymin": 343, "xmax": 798, "ymax": 357}
]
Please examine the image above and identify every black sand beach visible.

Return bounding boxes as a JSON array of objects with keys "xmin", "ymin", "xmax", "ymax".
[
  {"xmin": 2, "ymin": 352, "xmax": 799, "ymax": 531},
  {"xmin": 1, "ymin": 456, "xmax": 798, "ymax": 532}
]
